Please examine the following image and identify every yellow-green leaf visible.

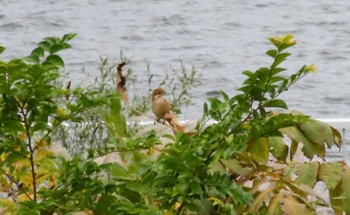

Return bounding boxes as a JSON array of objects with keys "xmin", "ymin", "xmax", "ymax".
[
  {"xmin": 280, "ymin": 127, "xmax": 325, "ymax": 159},
  {"xmin": 34, "ymin": 148, "xmax": 53, "ymax": 163},
  {"xmin": 0, "ymin": 152, "xmax": 6, "ymax": 162},
  {"xmin": 329, "ymin": 181, "xmax": 343, "ymax": 215},
  {"xmin": 290, "ymin": 139, "xmax": 298, "ymax": 161},
  {"xmin": 266, "ymin": 193, "xmax": 283, "ymax": 215},
  {"xmin": 283, "ymin": 195, "xmax": 312, "ymax": 215},
  {"xmin": 209, "ymin": 197, "xmax": 224, "ymax": 207},
  {"xmin": 328, "ymin": 167, "xmax": 350, "ymax": 215},
  {"xmin": 296, "ymin": 162, "xmax": 319, "ymax": 188},
  {"xmin": 264, "ymin": 99, "xmax": 288, "ymax": 109},
  {"xmin": 220, "ymin": 159, "xmax": 253, "ymax": 176},
  {"xmin": 251, "ymin": 185, "xmax": 275, "ymax": 213},
  {"xmin": 0, "ymin": 198, "xmax": 15, "ymax": 213},
  {"xmin": 268, "ymin": 137, "xmax": 288, "ymax": 161},
  {"xmin": 248, "ymin": 137, "xmax": 269, "ymax": 163},
  {"xmin": 299, "ymin": 119, "xmax": 334, "ymax": 148},
  {"xmin": 319, "ymin": 162, "xmax": 343, "ymax": 190},
  {"xmin": 341, "ymin": 168, "xmax": 350, "ymax": 214},
  {"xmin": 331, "ymin": 127, "xmax": 342, "ymax": 148}
]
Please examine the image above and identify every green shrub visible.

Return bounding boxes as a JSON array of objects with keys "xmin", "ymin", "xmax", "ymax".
[{"xmin": 0, "ymin": 34, "xmax": 349, "ymax": 215}]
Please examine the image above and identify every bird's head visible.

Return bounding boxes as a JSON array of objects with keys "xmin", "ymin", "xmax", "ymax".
[{"xmin": 152, "ymin": 87, "xmax": 166, "ymax": 100}]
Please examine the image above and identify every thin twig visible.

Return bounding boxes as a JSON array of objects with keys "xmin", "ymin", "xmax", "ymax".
[{"xmin": 0, "ymin": 168, "xmax": 33, "ymax": 201}]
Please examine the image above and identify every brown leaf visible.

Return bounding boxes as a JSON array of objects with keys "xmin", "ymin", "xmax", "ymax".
[
  {"xmin": 283, "ymin": 195, "xmax": 311, "ymax": 215},
  {"xmin": 116, "ymin": 62, "xmax": 128, "ymax": 104},
  {"xmin": 266, "ymin": 193, "xmax": 283, "ymax": 215},
  {"xmin": 251, "ymin": 184, "xmax": 275, "ymax": 213},
  {"xmin": 65, "ymin": 81, "xmax": 71, "ymax": 101}
]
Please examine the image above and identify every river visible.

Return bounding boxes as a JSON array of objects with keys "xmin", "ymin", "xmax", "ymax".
[{"xmin": 1, "ymin": 0, "xmax": 350, "ymax": 119}]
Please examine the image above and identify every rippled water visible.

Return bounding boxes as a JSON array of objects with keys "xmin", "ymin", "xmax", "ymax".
[{"xmin": 1, "ymin": 0, "xmax": 350, "ymax": 119}]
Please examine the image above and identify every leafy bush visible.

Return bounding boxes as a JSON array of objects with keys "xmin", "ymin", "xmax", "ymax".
[
  {"xmin": 0, "ymin": 34, "xmax": 349, "ymax": 215},
  {"xmin": 52, "ymin": 54, "xmax": 199, "ymax": 155}
]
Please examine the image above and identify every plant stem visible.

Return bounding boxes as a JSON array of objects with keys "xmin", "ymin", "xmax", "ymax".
[{"xmin": 21, "ymin": 107, "xmax": 37, "ymax": 202}]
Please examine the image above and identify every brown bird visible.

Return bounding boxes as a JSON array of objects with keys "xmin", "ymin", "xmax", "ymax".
[
  {"xmin": 151, "ymin": 87, "xmax": 184, "ymax": 132},
  {"xmin": 151, "ymin": 87, "xmax": 171, "ymax": 120}
]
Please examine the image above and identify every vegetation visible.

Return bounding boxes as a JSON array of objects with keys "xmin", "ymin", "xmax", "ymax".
[{"xmin": 0, "ymin": 34, "xmax": 349, "ymax": 215}]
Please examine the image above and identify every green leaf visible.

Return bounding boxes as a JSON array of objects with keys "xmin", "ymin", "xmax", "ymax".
[
  {"xmin": 61, "ymin": 33, "xmax": 77, "ymax": 42},
  {"xmin": 266, "ymin": 49, "xmax": 277, "ymax": 58},
  {"xmin": 38, "ymin": 41, "xmax": 51, "ymax": 51},
  {"xmin": 278, "ymin": 42, "xmax": 296, "ymax": 52},
  {"xmin": 2, "ymin": 120, "xmax": 23, "ymax": 133},
  {"xmin": 242, "ymin": 70, "xmax": 255, "ymax": 77},
  {"xmin": 50, "ymin": 44, "xmax": 67, "ymax": 54},
  {"xmin": 256, "ymin": 67, "xmax": 271, "ymax": 83},
  {"xmin": 271, "ymin": 67, "xmax": 286, "ymax": 76},
  {"xmin": 110, "ymin": 163, "xmax": 134, "ymax": 180},
  {"xmin": 269, "ymin": 76, "xmax": 286, "ymax": 84},
  {"xmin": 31, "ymin": 47, "xmax": 44, "ymax": 57},
  {"xmin": 190, "ymin": 180, "xmax": 202, "ymax": 195},
  {"xmin": 274, "ymin": 52, "xmax": 292, "ymax": 67},
  {"xmin": 220, "ymin": 159, "xmax": 253, "ymax": 176},
  {"xmin": 46, "ymin": 55, "xmax": 64, "ymax": 67},
  {"xmin": 208, "ymin": 97, "xmax": 222, "ymax": 111},
  {"xmin": 277, "ymin": 52, "xmax": 292, "ymax": 60},
  {"xmin": 301, "ymin": 136, "xmax": 325, "ymax": 159},
  {"xmin": 319, "ymin": 162, "xmax": 343, "ymax": 190},
  {"xmin": 0, "ymin": 63, "xmax": 8, "ymax": 73},
  {"xmin": 328, "ymin": 166, "xmax": 350, "ymax": 214},
  {"xmin": 126, "ymin": 181, "xmax": 147, "ymax": 193},
  {"xmin": 248, "ymin": 137, "xmax": 269, "ymax": 163},
  {"xmin": 268, "ymin": 137, "xmax": 288, "ymax": 161},
  {"xmin": 341, "ymin": 168, "xmax": 350, "ymax": 214},
  {"xmin": 0, "ymin": 45, "xmax": 5, "ymax": 54},
  {"xmin": 203, "ymin": 102, "xmax": 209, "ymax": 116},
  {"xmin": 220, "ymin": 90, "xmax": 229, "ymax": 102},
  {"xmin": 264, "ymin": 99, "xmax": 288, "ymax": 109},
  {"xmin": 331, "ymin": 127, "xmax": 342, "ymax": 148},
  {"xmin": 280, "ymin": 126, "xmax": 325, "ymax": 159},
  {"xmin": 290, "ymin": 140, "xmax": 298, "ymax": 160},
  {"xmin": 328, "ymin": 182, "xmax": 343, "ymax": 215},
  {"xmin": 42, "ymin": 62, "xmax": 59, "ymax": 72},
  {"xmin": 298, "ymin": 119, "xmax": 334, "ymax": 148},
  {"xmin": 102, "ymin": 95, "xmax": 127, "ymax": 138},
  {"xmin": 24, "ymin": 55, "xmax": 40, "ymax": 63},
  {"xmin": 44, "ymin": 37, "xmax": 60, "ymax": 46},
  {"xmin": 296, "ymin": 162, "xmax": 319, "ymax": 188}
]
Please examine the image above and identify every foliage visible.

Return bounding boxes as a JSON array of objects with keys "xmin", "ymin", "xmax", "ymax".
[
  {"xmin": 0, "ymin": 34, "xmax": 349, "ymax": 215},
  {"xmin": 52, "ymin": 54, "xmax": 200, "ymax": 154},
  {"xmin": 0, "ymin": 34, "xmax": 125, "ymax": 214},
  {"xmin": 0, "ymin": 34, "xmax": 78, "ymax": 204}
]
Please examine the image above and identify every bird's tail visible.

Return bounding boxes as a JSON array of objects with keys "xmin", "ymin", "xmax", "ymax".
[{"xmin": 164, "ymin": 111, "xmax": 184, "ymax": 133}]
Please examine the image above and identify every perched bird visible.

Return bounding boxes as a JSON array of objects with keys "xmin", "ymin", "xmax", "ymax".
[
  {"xmin": 151, "ymin": 87, "xmax": 184, "ymax": 132},
  {"xmin": 151, "ymin": 87, "xmax": 171, "ymax": 120}
]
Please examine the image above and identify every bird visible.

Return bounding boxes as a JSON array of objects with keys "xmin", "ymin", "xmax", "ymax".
[
  {"xmin": 151, "ymin": 87, "xmax": 171, "ymax": 121},
  {"xmin": 151, "ymin": 87, "xmax": 184, "ymax": 132}
]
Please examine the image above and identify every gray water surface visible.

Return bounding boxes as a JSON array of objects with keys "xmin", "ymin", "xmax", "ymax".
[{"xmin": 1, "ymin": 0, "xmax": 350, "ymax": 119}]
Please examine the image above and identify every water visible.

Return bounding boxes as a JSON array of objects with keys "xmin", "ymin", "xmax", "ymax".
[{"xmin": 1, "ymin": 0, "xmax": 350, "ymax": 119}]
